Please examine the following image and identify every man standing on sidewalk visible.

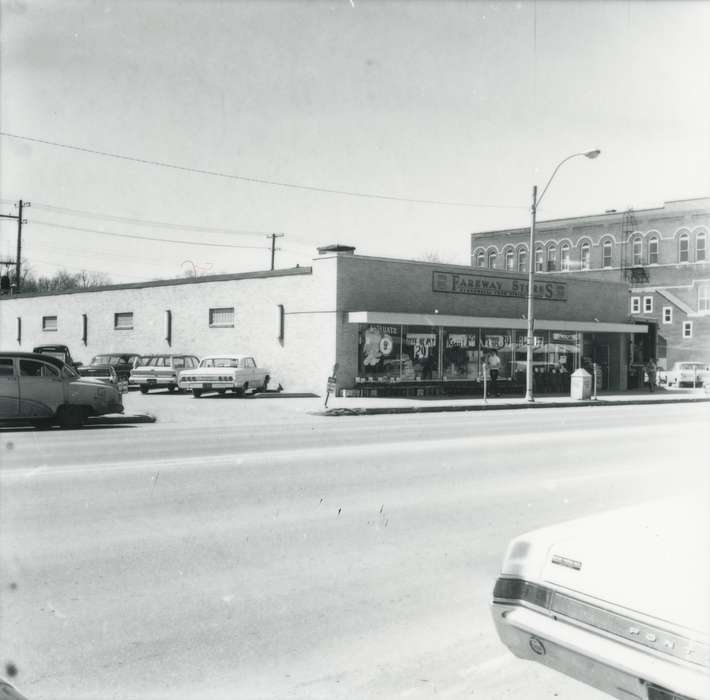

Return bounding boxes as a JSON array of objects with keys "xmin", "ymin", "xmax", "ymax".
[
  {"xmin": 645, "ymin": 357, "xmax": 658, "ymax": 392},
  {"xmin": 487, "ymin": 349, "xmax": 502, "ymax": 397}
]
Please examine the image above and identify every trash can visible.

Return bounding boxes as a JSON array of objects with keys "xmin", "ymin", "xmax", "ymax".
[{"xmin": 570, "ymin": 368, "xmax": 592, "ymax": 400}]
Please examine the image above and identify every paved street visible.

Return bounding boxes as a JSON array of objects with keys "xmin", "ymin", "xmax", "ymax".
[{"xmin": 1, "ymin": 396, "xmax": 708, "ymax": 700}]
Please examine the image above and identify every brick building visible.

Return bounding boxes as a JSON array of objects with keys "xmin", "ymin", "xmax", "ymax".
[
  {"xmin": 471, "ymin": 197, "xmax": 710, "ymax": 377},
  {"xmin": 1, "ymin": 245, "xmax": 644, "ymax": 395}
]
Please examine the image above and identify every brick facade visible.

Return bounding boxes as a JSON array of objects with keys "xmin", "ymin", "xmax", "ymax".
[{"xmin": 471, "ymin": 197, "xmax": 710, "ymax": 370}]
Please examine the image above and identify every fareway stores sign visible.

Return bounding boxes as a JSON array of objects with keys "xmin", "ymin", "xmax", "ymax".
[{"xmin": 433, "ymin": 271, "xmax": 567, "ymax": 301}]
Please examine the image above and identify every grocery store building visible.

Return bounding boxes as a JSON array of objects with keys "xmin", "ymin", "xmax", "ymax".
[{"xmin": 0, "ymin": 245, "xmax": 645, "ymax": 395}]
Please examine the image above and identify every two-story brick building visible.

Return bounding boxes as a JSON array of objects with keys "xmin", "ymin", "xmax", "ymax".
[
  {"xmin": 0, "ymin": 245, "xmax": 645, "ymax": 396},
  {"xmin": 471, "ymin": 197, "xmax": 710, "ymax": 377}
]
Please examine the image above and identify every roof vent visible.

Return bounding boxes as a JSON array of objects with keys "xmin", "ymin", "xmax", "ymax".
[
  {"xmin": 317, "ymin": 244, "xmax": 356, "ymax": 256},
  {"xmin": 605, "ymin": 209, "xmax": 617, "ymax": 213}
]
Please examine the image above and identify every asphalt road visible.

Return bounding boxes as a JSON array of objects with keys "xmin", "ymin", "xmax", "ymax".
[{"xmin": 1, "ymin": 397, "xmax": 708, "ymax": 700}]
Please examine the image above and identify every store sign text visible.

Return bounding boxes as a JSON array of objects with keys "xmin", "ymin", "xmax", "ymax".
[{"xmin": 433, "ymin": 272, "xmax": 567, "ymax": 301}]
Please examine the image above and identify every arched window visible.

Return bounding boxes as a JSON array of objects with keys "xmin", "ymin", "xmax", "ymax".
[
  {"xmin": 679, "ymin": 232, "xmax": 689, "ymax": 263},
  {"xmin": 602, "ymin": 239, "xmax": 613, "ymax": 268},
  {"xmin": 546, "ymin": 245, "xmax": 557, "ymax": 272},
  {"xmin": 632, "ymin": 236, "xmax": 643, "ymax": 266},
  {"xmin": 697, "ymin": 232, "xmax": 707, "ymax": 262},
  {"xmin": 487, "ymin": 250, "xmax": 497, "ymax": 269},
  {"xmin": 580, "ymin": 241, "xmax": 591, "ymax": 270},
  {"xmin": 517, "ymin": 247, "xmax": 527, "ymax": 273},
  {"xmin": 505, "ymin": 247, "xmax": 515, "ymax": 272},
  {"xmin": 560, "ymin": 243, "xmax": 570, "ymax": 271},
  {"xmin": 475, "ymin": 249, "xmax": 485, "ymax": 268},
  {"xmin": 534, "ymin": 246, "xmax": 544, "ymax": 272},
  {"xmin": 648, "ymin": 236, "xmax": 659, "ymax": 265}
]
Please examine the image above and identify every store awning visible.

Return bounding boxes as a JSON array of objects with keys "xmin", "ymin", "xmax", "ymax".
[{"xmin": 347, "ymin": 311, "xmax": 647, "ymax": 334}]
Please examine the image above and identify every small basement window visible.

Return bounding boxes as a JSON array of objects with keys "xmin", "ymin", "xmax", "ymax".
[{"xmin": 42, "ymin": 315, "xmax": 57, "ymax": 331}]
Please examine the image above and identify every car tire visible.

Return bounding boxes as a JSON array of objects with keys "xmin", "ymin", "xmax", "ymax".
[
  {"xmin": 259, "ymin": 375, "xmax": 270, "ymax": 393},
  {"xmin": 58, "ymin": 405, "xmax": 85, "ymax": 429},
  {"xmin": 167, "ymin": 385, "xmax": 177, "ymax": 393},
  {"xmin": 140, "ymin": 385, "xmax": 149, "ymax": 394},
  {"xmin": 218, "ymin": 389, "xmax": 226, "ymax": 395},
  {"xmin": 192, "ymin": 389, "xmax": 202, "ymax": 398}
]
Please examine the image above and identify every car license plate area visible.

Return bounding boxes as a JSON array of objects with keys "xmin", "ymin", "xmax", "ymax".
[{"xmin": 147, "ymin": 378, "xmax": 157, "ymax": 384}]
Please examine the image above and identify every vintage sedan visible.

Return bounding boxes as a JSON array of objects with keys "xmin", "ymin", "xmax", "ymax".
[
  {"xmin": 659, "ymin": 362, "xmax": 710, "ymax": 388},
  {"xmin": 89, "ymin": 353, "xmax": 141, "ymax": 383},
  {"xmin": 130, "ymin": 354, "xmax": 200, "ymax": 393},
  {"xmin": 178, "ymin": 355, "xmax": 270, "ymax": 397},
  {"xmin": 491, "ymin": 497, "xmax": 710, "ymax": 700},
  {"xmin": 0, "ymin": 352, "xmax": 123, "ymax": 428},
  {"xmin": 77, "ymin": 363, "xmax": 123, "ymax": 390}
]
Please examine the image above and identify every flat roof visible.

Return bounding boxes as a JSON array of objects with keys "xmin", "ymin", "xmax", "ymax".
[{"xmin": 0, "ymin": 266, "xmax": 313, "ymax": 301}]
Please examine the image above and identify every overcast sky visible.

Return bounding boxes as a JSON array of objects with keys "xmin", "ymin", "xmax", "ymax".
[{"xmin": 1, "ymin": 0, "xmax": 709, "ymax": 284}]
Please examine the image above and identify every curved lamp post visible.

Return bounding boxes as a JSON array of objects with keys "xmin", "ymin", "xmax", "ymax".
[{"xmin": 525, "ymin": 149, "xmax": 601, "ymax": 402}]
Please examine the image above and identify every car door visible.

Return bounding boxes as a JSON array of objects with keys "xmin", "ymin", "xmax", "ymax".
[
  {"xmin": 0, "ymin": 357, "xmax": 19, "ymax": 419},
  {"xmin": 18, "ymin": 358, "xmax": 65, "ymax": 417}
]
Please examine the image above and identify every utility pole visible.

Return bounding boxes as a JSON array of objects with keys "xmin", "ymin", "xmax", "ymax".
[
  {"xmin": 266, "ymin": 233, "xmax": 284, "ymax": 271},
  {"xmin": 0, "ymin": 199, "xmax": 30, "ymax": 292}
]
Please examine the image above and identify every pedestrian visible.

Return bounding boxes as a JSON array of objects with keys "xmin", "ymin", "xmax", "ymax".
[
  {"xmin": 486, "ymin": 349, "xmax": 502, "ymax": 397},
  {"xmin": 645, "ymin": 357, "xmax": 657, "ymax": 392}
]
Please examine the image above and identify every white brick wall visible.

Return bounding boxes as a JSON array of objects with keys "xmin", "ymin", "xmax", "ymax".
[{"xmin": 0, "ymin": 261, "xmax": 339, "ymax": 394}]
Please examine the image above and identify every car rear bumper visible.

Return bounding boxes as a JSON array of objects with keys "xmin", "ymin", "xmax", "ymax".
[
  {"xmin": 179, "ymin": 381, "xmax": 234, "ymax": 390},
  {"xmin": 491, "ymin": 602, "xmax": 709, "ymax": 700}
]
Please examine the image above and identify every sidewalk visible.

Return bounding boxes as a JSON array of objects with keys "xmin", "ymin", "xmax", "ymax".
[{"xmin": 321, "ymin": 387, "xmax": 710, "ymax": 416}]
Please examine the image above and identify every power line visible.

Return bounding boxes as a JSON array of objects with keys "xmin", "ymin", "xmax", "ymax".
[
  {"xmin": 31, "ymin": 219, "xmax": 272, "ymax": 250},
  {"xmin": 0, "ymin": 132, "xmax": 527, "ymax": 210},
  {"xmin": 29, "ymin": 202, "xmax": 273, "ymax": 237}
]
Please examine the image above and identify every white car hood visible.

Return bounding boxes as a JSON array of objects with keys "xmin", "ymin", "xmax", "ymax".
[{"xmin": 505, "ymin": 496, "xmax": 710, "ymax": 634}]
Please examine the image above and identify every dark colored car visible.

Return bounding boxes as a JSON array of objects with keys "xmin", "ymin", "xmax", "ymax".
[
  {"xmin": 77, "ymin": 363, "xmax": 123, "ymax": 390},
  {"xmin": 32, "ymin": 344, "xmax": 81, "ymax": 369},
  {"xmin": 89, "ymin": 353, "xmax": 141, "ymax": 383}
]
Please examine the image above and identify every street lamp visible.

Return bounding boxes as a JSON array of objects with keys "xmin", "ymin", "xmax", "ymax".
[{"xmin": 524, "ymin": 149, "xmax": 601, "ymax": 402}]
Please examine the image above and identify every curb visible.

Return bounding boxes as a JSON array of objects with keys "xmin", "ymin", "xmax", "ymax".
[
  {"xmin": 320, "ymin": 396, "xmax": 710, "ymax": 417},
  {"xmin": 88, "ymin": 413, "xmax": 157, "ymax": 424}
]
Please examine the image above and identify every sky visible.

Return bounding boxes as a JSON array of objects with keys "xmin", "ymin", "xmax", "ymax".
[{"xmin": 1, "ymin": 0, "xmax": 709, "ymax": 284}]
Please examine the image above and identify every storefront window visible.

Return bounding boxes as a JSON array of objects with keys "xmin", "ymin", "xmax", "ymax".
[
  {"xmin": 357, "ymin": 324, "xmax": 405, "ymax": 381},
  {"xmin": 403, "ymin": 325, "xmax": 440, "ymax": 380},
  {"xmin": 511, "ymin": 330, "xmax": 580, "ymax": 393},
  {"xmin": 480, "ymin": 329, "xmax": 514, "ymax": 380},
  {"xmin": 443, "ymin": 328, "xmax": 478, "ymax": 379}
]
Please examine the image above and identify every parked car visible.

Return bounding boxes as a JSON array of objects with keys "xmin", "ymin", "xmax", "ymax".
[
  {"xmin": 178, "ymin": 355, "xmax": 270, "ymax": 397},
  {"xmin": 130, "ymin": 354, "xmax": 200, "ymax": 393},
  {"xmin": 659, "ymin": 361, "xmax": 710, "ymax": 388},
  {"xmin": 0, "ymin": 352, "xmax": 123, "ymax": 428},
  {"xmin": 491, "ymin": 497, "xmax": 710, "ymax": 700},
  {"xmin": 89, "ymin": 353, "xmax": 141, "ymax": 383},
  {"xmin": 77, "ymin": 363, "xmax": 124, "ymax": 391},
  {"xmin": 32, "ymin": 344, "xmax": 81, "ymax": 369}
]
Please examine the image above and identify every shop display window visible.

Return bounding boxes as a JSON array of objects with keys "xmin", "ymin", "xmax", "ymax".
[
  {"xmin": 403, "ymin": 325, "xmax": 440, "ymax": 380},
  {"xmin": 443, "ymin": 328, "xmax": 479, "ymax": 380},
  {"xmin": 480, "ymin": 329, "xmax": 515, "ymax": 380},
  {"xmin": 357, "ymin": 324, "xmax": 405, "ymax": 381}
]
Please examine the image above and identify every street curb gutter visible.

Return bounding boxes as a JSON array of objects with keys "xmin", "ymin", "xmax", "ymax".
[
  {"xmin": 320, "ymin": 396, "xmax": 710, "ymax": 417},
  {"xmin": 88, "ymin": 413, "xmax": 157, "ymax": 425}
]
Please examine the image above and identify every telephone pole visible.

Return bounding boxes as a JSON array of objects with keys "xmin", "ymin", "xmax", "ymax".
[
  {"xmin": 266, "ymin": 233, "xmax": 284, "ymax": 271},
  {"xmin": 0, "ymin": 199, "xmax": 30, "ymax": 292}
]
